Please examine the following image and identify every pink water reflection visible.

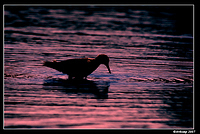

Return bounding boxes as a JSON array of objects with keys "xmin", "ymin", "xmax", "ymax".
[{"xmin": 4, "ymin": 6, "xmax": 193, "ymax": 129}]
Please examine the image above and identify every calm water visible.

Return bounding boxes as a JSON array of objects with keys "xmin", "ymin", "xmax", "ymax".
[{"xmin": 4, "ymin": 6, "xmax": 193, "ymax": 129}]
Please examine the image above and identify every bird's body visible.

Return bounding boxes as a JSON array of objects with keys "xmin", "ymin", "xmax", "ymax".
[{"xmin": 43, "ymin": 54, "xmax": 111, "ymax": 79}]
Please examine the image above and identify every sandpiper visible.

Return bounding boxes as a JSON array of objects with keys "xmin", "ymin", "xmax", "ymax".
[{"xmin": 43, "ymin": 54, "xmax": 111, "ymax": 79}]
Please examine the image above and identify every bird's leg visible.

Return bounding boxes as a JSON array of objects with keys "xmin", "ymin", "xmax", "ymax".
[
  {"xmin": 68, "ymin": 75, "xmax": 72, "ymax": 80},
  {"xmin": 75, "ymin": 76, "xmax": 83, "ymax": 80}
]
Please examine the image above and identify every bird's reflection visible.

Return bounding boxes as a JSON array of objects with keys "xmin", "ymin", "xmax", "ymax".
[{"xmin": 43, "ymin": 78, "xmax": 110, "ymax": 99}]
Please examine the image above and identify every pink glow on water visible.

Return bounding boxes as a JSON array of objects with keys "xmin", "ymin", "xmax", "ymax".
[{"xmin": 4, "ymin": 6, "xmax": 193, "ymax": 129}]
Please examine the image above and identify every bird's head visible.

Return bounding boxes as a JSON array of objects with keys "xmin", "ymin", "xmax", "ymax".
[{"xmin": 95, "ymin": 54, "xmax": 111, "ymax": 74}]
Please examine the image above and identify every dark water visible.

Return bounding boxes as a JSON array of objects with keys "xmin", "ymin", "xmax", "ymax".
[{"xmin": 4, "ymin": 6, "xmax": 193, "ymax": 129}]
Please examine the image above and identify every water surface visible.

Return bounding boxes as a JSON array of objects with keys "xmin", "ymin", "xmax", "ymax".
[{"xmin": 4, "ymin": 6, "xmax": 193, "ymax": 129}]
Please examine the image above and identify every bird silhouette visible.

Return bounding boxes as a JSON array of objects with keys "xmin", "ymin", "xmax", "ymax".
[{"xmin": 43, "ymin": 54, "xmax": 111, "ymax": 79}]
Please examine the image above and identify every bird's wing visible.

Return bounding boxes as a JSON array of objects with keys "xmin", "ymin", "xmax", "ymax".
[{"xmin": 58, "ymin": 59, "xmax": 90, "ymax": 74}]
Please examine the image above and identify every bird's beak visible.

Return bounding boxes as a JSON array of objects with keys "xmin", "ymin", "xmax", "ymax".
[{"xmin": 105, "ymin": 63, "xmax": 111, "ymax": 74}]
